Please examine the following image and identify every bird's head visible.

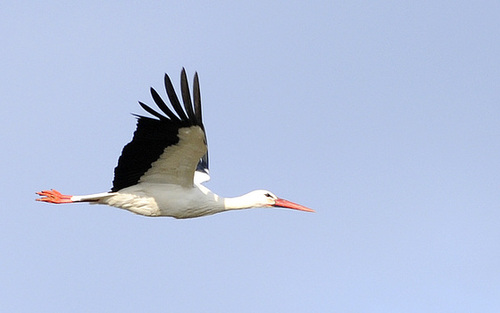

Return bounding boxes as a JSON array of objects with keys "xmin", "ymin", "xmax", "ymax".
[{"xmin": 245, "ymin": 190, "xmax": 315, "ymax": 212}]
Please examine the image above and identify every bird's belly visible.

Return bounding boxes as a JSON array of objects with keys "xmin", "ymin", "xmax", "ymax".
[
  {"xmin": 128, "ymin": 183, "xmax": 223, "ymax": 219},
  {"xmin": 154, "ymin": 193, "xmax": 221, "ymax": 219}
]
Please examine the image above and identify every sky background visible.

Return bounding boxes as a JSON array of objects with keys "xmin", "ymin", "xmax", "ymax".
[{"xmin": 1, "ymin": 1, "xmax": 499, "ymax": 312}]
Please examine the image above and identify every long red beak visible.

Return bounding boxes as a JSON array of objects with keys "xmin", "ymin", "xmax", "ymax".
[{"xmin": 273, "ymin": 199, "xmax": 315, "ymax": 212}]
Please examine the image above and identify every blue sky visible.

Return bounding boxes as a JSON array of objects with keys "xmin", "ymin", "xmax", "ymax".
[{"xmin": 1, "ymin": 1, "xmax": 499, "ymax": 312}]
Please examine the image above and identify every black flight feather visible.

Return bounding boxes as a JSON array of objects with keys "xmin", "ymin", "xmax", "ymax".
[
  {"xmin": 180, "ymin": 68, "xmax": 196, "ymax": 123},
  {"xmin": 164, "ymin": 73, "xmax": 189, "ymax": 121},
  {"xmin": 150, "ymin": 87, "xmax": 181, "ymax": 122},
  {"xmin": 193, "ymin": 72, "xmax": 202, "ymax": 125}
]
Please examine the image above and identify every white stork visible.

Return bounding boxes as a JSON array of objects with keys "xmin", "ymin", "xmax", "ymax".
[{"xmin": 36, "ymin": 69, "xmax": 314, "ymax": 218}]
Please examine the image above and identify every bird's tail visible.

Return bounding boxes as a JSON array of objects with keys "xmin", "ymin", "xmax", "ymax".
[{"xmin": 36, "ymin": 189, "xmax": 115, "ymax": 204}]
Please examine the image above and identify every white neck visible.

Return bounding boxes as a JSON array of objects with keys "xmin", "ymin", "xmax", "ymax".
[
  {"xmin": 197, "ymin": 185, "xmax": 269, "ymax": 212},
  {"xmin": 223, "ymin": 195, "xmax": 256, "ymax": 211}
]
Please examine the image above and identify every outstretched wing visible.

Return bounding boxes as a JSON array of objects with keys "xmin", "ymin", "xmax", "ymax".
[{"xmin": 111, "ymin": 68, "xmax": 209, "ymax": 192}]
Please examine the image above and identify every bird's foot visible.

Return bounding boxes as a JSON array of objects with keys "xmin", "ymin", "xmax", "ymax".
[{"xmin": 36, "ymin": 189, "xmax": 73, "ymax": 204}]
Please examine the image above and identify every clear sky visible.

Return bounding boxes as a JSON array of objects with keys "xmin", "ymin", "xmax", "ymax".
[{"xmin": 1, "ymin": 1, "xmax": 499, "ymax": 312}]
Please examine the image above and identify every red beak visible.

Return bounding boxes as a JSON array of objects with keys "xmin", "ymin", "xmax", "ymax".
[{"xmin": 273, "ymin": 199, "xmax": 315, "ymax": 213}]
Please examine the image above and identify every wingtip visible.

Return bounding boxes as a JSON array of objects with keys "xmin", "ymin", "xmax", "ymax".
[{"xmin": 164, "ymin": 72, "xmax": 173, "ymax": 86}]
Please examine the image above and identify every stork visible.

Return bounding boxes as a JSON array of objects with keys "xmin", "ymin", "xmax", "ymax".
[{"xmin": 36, "ymin": 69, "xmax": 314, "ymax": 218}]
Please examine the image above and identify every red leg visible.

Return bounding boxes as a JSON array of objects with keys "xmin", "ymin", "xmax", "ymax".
[{"xmin": 36, "ymin": 189, "xmax": 73, "ymax": 204}]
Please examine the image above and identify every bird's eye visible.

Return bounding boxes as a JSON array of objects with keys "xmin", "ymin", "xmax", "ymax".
[{"xmin": 264, "ymin": 193, "xmax": 273, "ymax": 198}]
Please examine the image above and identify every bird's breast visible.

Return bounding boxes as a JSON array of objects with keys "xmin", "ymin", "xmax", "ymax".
[{"xmin": 113, "ymin": 183, "xmax": 223, "ymax": 218}]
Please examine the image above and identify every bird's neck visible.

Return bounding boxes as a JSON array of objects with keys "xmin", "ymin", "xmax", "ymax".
[
  {"xmin": 197, "ymin": 184, "xmax": 259, "ymax": 211},
  {"xmin": 223, "ymin": 194, "xmax": 257, "ymax": 211}
]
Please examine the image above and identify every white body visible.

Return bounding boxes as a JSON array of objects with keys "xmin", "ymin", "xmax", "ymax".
[{"xmin": 99, "ymin": 183, "xmax": 223, "ymax": 218}]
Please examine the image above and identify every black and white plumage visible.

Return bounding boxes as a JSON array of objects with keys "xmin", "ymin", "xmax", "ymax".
[
  {"xmin": 36, "ymin": 69, "xmax": 313, "ymax": 218},
  {"xmin": 112, "ymin": 70, "xmax": 208, "ymax": 192}
]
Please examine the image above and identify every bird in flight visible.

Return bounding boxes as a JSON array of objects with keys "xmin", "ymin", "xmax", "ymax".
[{"xmin": 36, "ymin": 69, "xmax": 314, "ymax": 218}]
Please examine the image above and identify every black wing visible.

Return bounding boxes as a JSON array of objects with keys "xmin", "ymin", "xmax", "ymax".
[{"xmin": 111, "ymin": 69, "xmax": 208, "ymax": 192}]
